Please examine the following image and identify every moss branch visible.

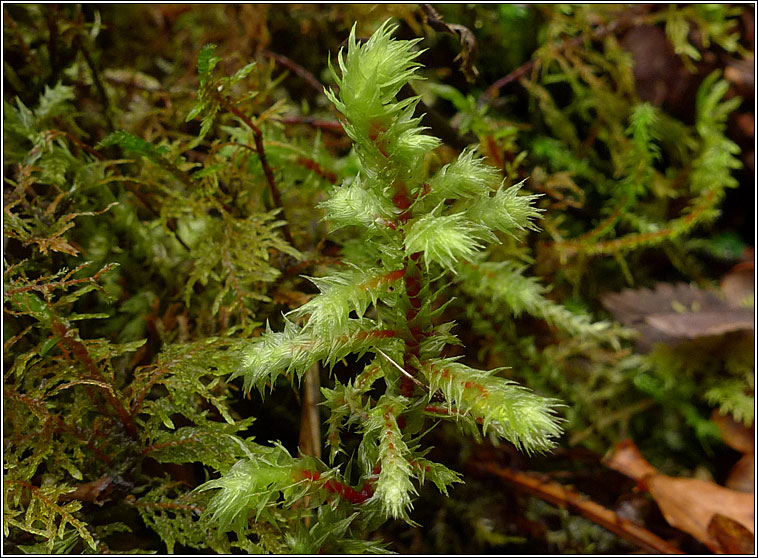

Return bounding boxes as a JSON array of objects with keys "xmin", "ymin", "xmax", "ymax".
[
  {"xmin": 215, "ymin": 93, "xmax": 295, "ymax": 246},
  {"xmin": 51, "ymin": 320, "xmax": 138, "ymax": 440}
]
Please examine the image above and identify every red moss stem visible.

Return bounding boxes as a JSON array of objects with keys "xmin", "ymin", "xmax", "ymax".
[
  {"xmin": 215, "ymin": 93, "xmax": 295, "ymax": 246},
  {"xmin": 296, "ymin": 470, "xmax": 373, "ymax": 504},
  {"xmin": 51, "ymin": 320, "xmax": 138, "ymax": 440}
]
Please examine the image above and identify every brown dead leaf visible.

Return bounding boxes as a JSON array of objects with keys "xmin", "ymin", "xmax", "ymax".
[
  {"xmin": 421, "ymin": 4, "xmax": 479, "ymax": 83},
  {"xmin": 708, "ymin": 513, "xmax": 755, "ymax": 554},
  {"xmin": 643, "ymin": 310, "xmax": 754, "ymax": 338},
  {"xmin": 711, "ymin": 411, "xmax": 755, "ymax": 493},
  {"xmin": 602, "ymin": 282, "xmax": 754, "ymax": 349},
  {"xmin": 604, "ymin": 439, "xmax": 755, "ymax": 553},
  {"xmin": 59, "ymin": 475, "xmax": 130, "ymax": 505},
  {"xmin": 726, "ymin": 454, "xmax": 754, "ymax": 494},
  {"xmin": 721, "ymin": 260, "xmax": 755, "ymax": 309},
  {"xmin": 712, "ymin": 411, "xmax": 754, "ymax": 454}
]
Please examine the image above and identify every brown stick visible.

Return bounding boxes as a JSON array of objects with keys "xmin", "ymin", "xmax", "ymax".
[
  {"xmin": 4, "ymin": 10, "xmax": 42, "ymax": 74},
  {"xmin": 478, "ymin": 8, "xmax": 649, "ymax": 106},
  {"xmin": 476, "ymin": 463, "xmax": 685, "ymax": 554},
  {"xmin": 275, "ymin": 116, "xmax": 345, "ymax": 133},
  {"xmin": 480, "ymin": 59, "xmax": 540, "ymax": 105},
  {"xmin": 262, "ymin": 49, "xmax": 325, "ymax": 94},
  {"xmin": 215, "ymin": 93, "xmax": 295, "ymax": 246},
  {"xmin": 298, "ymin": 363, "xmax": 322, "ymax": 459},
  {"xmin": 5, "ymin": 262, "xmax": 117, "ymax": 296}
]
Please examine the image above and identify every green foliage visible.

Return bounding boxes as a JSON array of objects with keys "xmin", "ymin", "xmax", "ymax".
[
  {"xmin": 421, "ymin": 359, "xmax": 563, "ymax": 452},
  {"xmin": 187, "ymin": 44, "xmax": 256, "ymax": 139},
  {"xmin": 664, "ymin": 4, "xmax": 743, "ymax": 65},
  {"xmin": 456, "ymin": 260, "xmax": 623, "ymax": 346},
  {"xmin": 641, "ymin": 333, "xmax": 754, "ymax": 434},
  {"xmin": 215, "ymin": 20, "xmax": 565, "ymax": 532},
  {"xmin": 3, "ymin": 4, "xmax": 750, "ymax": 554},
  {"xmin": 2, "ymin": 13, "xmax": 309, "ymax": 552}
]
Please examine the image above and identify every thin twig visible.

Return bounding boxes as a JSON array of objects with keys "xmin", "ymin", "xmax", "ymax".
[
  {"xmin": 476, "ymin": 463, "xmax": 685, "ymax": 554},
  {"xmin": 275, "ymin": 116, "xmax": 345, "ymax": 133},
  {"xmin": 298, "ymin": 363, "xmax": 322, "ymax": 459},
  {"xmin": 74, "ymin": 17, "xmax": 114, "ymax": 132},
  {"xmin": 215, "ymin": 93, "xmax": 295, "ymax": 246},
  {"xmin": 479, "ymin": 59, "xmax": 541, "ymax": 106},
  {"xmin": 478, "ymin": 10, "xmax": 646, "ymax": 106},
  {"xmin": 262, "ymin": 49, "xmax": 325, "ymax": 94}
]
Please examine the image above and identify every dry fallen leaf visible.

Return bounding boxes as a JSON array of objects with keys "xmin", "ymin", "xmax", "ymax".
[
  {"xmin": 711, "ymin": 411, "xmax": 755, "ymax": 454},
  {"xmin": 712, "ymin": 411, "xmax": 755, "ymax": 493},
  {"xmin": 59, "ymin": 475, "xmax": 130, "ymax": 505},
  {"xmin": 708, "ymin": 513, "xmax": 755, "ymax": 554},
  {"xmin": 720, "ymin": 260, "xmax": 755, "ymax": 309},
  {"xmin": 604, "ymin": 439, "xmax": 755, "ymax": 554},
  {"xmin": 725, "ymin": 454, "xmax": 754, "ymax": 494},
  {"xmin": 421, "ymin": 4, "xmax": 479, "ymax": 82},
  {"xmin": 602, "ymin": 281, "xmax": 754, "ymax": 349}
]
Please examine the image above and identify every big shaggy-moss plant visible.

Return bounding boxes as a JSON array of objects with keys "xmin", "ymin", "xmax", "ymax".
[{"xmin": 200, "ymin": 21, "xmax": 568, "ymax": 537}]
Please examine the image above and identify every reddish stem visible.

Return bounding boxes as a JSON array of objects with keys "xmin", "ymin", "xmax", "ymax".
[
  {"xmin": 297, "ymin": 469, "xmax": 373, "ymax": 504},
  {"xmin": 275, "ymin": 116, "xmax": 344, "ymax": 133},
  {"xmin": 295, "ymin": 155, "xmax": 338, "ymax": 183},
  {"xmin": 51, "ymin": 320, "xmax": 138, "ymax": 440},
  {"xmin": 215, "ymin": 94, "xmax": 295, "ymax": 246},
  {"xmin": 5, "ymin": 262, "xmax": 117, "ymax": 296},
  {"xmin": 262, "ymin": 49, "xmax": 325, "ymax": 94},
  {"xmin": 5, "ymin": 389, "xmax": 113, "ymax": 464},
  {"xmin": 389, "ymin": 180, "xmax": 425, "ymax": 397}
]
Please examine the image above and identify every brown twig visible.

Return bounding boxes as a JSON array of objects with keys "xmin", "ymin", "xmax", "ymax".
[
  {"xmin": 4, "ymin": 9, "xmax": 42, "ymax": 75},
  {"xmin": 262, "ymin": 49, "xmax": 325, "ymax": 94},
  {"xmin": 275, "ymin": 116, "xmax": 345, "ymax": 134},
  {"xmin": 5, "ymin": 262, "xmax": 117, "ymax": 296},
  {"xmin": 298, "ymin": 363, "xmax": 322, "ymax": 459},
  {"xmin": 480, "ymin": 59, "xmax": 541, "ymax": 106},
  {"xmin": 476, "ymin": 463, "xmax": 685, "ymax": 554},
  {"xmin": 215, "ymin": 93, "xmax": 295, "ymax": 246},
  {"xmin": 478, "ymin": 9, "xmax": 647, "ymax": 106}
]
